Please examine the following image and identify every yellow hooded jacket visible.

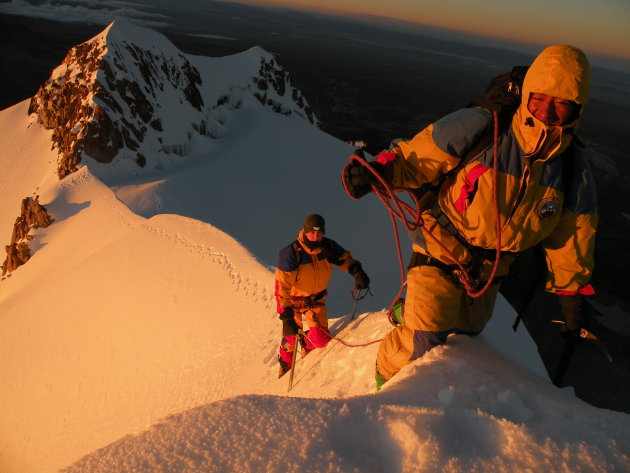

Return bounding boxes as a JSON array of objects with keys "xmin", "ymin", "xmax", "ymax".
[
  {"xmin": 275, "ymin": 230, "xmax": 361, "ymax": 310},
  {"xmin": 383, "ymin": 45, "xmax": 597, "ymax": 294}
]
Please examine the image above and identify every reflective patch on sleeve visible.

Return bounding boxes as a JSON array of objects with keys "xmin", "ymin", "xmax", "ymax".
[
  {"xmin": 555, "ymin": 284, "xmax": 595, "ymax": 296},
  {"xmin": 454, "ymin": 163, "xmax": 490, "ymax": 213},
  {"xmin": 376, "ymin": 151, "xmax": 396, "ymax": 164}
]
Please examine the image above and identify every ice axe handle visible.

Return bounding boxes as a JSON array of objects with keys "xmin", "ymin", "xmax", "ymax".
[
  {"xmin": 350, "ymin": 288, "xmax": 371, "ymax": 320},
  {"xmin": 350, "ymin": 298, "xmax": 359, "ymax": 321},
  {"xmin": 287, "ymin": 329, "xmax": 303, "ymax": 392}
]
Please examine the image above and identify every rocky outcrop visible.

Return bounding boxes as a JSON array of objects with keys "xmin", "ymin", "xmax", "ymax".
[
  {"xmin": 27, "ymin": 32, "xmax": 205, "ymax": 178},
  {"xmin": 27, "ymin": 21, "xmax": 317, "ymax": 180},
  {"xmin": 252, "ymin": 58, "xmax": 316, "ymax": 123},
  {"xmin": 2, "ymin": 196, "xmax": 54, "ymax": 276}
]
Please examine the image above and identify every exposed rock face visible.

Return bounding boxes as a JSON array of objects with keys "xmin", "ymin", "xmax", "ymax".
[
  {"xmin": 2, "ymin": 196, "xmax": 54, "ymax": 276},
  {"xmin": 27, "ymin": 21, "xmax": 317, "ymax": 180},
  {"xmin": 253, "ymin": 58, "xmax": 315, "ymax": 122}
]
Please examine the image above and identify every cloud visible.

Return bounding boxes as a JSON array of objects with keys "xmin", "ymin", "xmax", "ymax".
[{"xmin": 0, "ymin": 0, "xmax": 171, "ymax": 27}]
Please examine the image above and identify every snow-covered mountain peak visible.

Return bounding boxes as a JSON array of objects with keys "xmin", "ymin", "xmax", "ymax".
[{"xmin": 27, "ymin": 19, "xmax": 317, "ymax": 180}]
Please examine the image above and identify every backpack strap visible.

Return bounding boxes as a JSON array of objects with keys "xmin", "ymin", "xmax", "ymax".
[
  {"xmin": 429, "ymin": 138, "xmax": 579, "ymax": 285},
  {"xmin": 455, "ymin": 64, "xmax": 529, "ymax": 176},
  {"xmin": 413, "ymin": 109, "xmax": 498, "ymax": 209},
  {"xmin": 424, "ymin": 77, "xmax": 520, "ymax": 252},
  {"xmin": 290, "ymin": 240, "xmax": 301, "ymax": 266},
  {"xmin": 561, "ymin": 140, "xmax": 578, "ymax": 191}
]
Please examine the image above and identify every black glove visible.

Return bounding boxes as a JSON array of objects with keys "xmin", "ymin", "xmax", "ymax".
[
  {"xmin": 279, "ymin": 307, "xmax": 299, "ymax": 336},
  {"xmin": 558, "ymin": 293, "xmax": 587, "ymax": 339},
  {"xmin": 348, "ymin": 262, "xmax": 370, "ymax": 290},
  {"xmin": 343, "ymin": 162, "xmax": 373, "ymax": 199},
  {"xmin": 354, "ymin": 271, "xmax": 370, "ymax": 290},
  {"xmin": 343, "ymin": 149, "xmax": 388, "ymax": 199},
  {"xmin": 282, "ymin": 319, "xmax": 299, "ymax": 336}
]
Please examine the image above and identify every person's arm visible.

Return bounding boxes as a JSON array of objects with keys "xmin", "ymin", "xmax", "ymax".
[
  {"xmin": 542, "ymin": 151, "xmax": 598, "ymax": 336},
  {"xmin": 275, "ymin": 246, "xmax": 300, "ymax": 335},
  {"xmin": 390, "ymin": 108, "xmax": 493, "ymax": 187},
  {"xmin": 343, "ymin": 108, "xmax": 491, "ymax": 197},
  {"xmin": 275, "ymin": 245, "xmax": 298, "ymax": 308},
  {"xmin": 322, "ymin": 239, "xmax": 370, "ymax": 290},
  {"xmin": 542, "ymin": 209, "xmax": 597, "ymax": 294}
]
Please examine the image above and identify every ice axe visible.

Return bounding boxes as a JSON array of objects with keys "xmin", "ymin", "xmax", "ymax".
[
  {"xmin": 551, "ymin": 320, "xmax": 612, "ymax": 387},
  {"xmin": 287, "ymin": 328, "xmax": 303, "ymax": 393},
  {"xmin": 350, "ymin": 287, "xmax": 371, "ymax": 321}
]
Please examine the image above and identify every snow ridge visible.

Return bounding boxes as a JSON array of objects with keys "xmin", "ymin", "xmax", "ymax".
[{"xmin": 140, "ymin": 219, "xmax": 275, "ymax": 309}]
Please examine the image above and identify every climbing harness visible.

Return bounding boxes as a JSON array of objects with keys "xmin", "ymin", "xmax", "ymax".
[{"xmin": 290, "ymin": 290, "xmax": 327, "ymax": 311}]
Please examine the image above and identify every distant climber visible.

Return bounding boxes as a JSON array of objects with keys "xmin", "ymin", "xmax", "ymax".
[{"xmin": 275, "ymin": 214, "xmax": 370, "ymax": 378}]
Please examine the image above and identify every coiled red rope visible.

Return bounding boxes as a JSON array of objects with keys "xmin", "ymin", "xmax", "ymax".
[{"xmin": 342, "ymin": 111, "xmax": 503, "ymax": 301}]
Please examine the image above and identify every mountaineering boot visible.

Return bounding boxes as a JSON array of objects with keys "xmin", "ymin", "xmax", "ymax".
[
  {"xmin": 388, "ymin": 298, "xmax": 405, "ymax": 326},
  {"xmin": 300, "ymin": 345, "xmax": 313, "ymax": 359},
  {"xmin": 299, "ymin": 332, "xmax": 313, "ymax": 358},
  {"xmin": 375, "ymin": 369, "xmax": 387, "ymax": 392},
  {"xmin": 278, "ymin": 358, "xmax": 290, "ymax": 378}
]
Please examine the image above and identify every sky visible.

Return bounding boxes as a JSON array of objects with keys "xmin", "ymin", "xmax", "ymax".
[
  {"xmin": 0, "ymin": 21, "xmax": 628, "ymax": 473},
  {"xmin": 224, "ymin": 0, "xmax": 630, "ymax": 61},
  {"xmin": 1, "ymin": 0, "xmax": 629, "ymax": 71}
]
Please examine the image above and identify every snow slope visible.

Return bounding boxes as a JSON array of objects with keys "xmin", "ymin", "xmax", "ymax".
[{"xmin": 0, "ymin": 22, "xmax": 628, "ymax": 473}]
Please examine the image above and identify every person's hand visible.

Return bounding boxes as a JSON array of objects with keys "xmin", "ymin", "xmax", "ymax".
[
  {"xmin": 558, "ymin": 293, "xmax": 587, "ymax": 340},
  {"xmin": 279, "ymin": 307, "xmax": 299, "ymax": 336},
  {"xmin": 279, "ymin": 307, "xmax": 294, "ymax": 321},
  {"xmin": 343, "ymin": 162, "xmax": 373, "ymax": 199},
  {"xmin": 282, "ymin": 318, "xmax": 299, "ymax": 336},
  {"xmin": 354, "ymin": 271, "xmax": 370, "ymax": 290}
]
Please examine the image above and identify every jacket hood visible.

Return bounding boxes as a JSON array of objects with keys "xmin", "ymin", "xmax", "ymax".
[{"xmin": 513, "ymin": 45, "xmax": 591, "ymax": 158}]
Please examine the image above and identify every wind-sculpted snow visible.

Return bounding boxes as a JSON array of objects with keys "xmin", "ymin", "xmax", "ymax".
[
  {"xmin": 140, "ymin": 219, "xmax": 275, "ymax": 309},
  {"xmin": 60, "ymin": 330, "xmax": 630, "ymax": 473}
]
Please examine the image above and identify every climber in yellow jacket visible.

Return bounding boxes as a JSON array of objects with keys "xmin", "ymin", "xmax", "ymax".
[
  {"xmin": 275, "ymin": 214, "xmax": 370, "ymax": 378},
  {"xmin": 343, "ymin": 45, "xmax": 597, "ymax": 388}
]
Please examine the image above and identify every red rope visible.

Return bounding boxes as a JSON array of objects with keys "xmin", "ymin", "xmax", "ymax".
[
  {"xmin": 303, "ymin": 326, "xmax": 383, "ymax": 348},
  {"xmin": 342, "ymin": 111, "xmax": 503, "ymax": 300},
  {"xmin": 329, "ymin": 333, "xmax": 382, "ymax": 347}
]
